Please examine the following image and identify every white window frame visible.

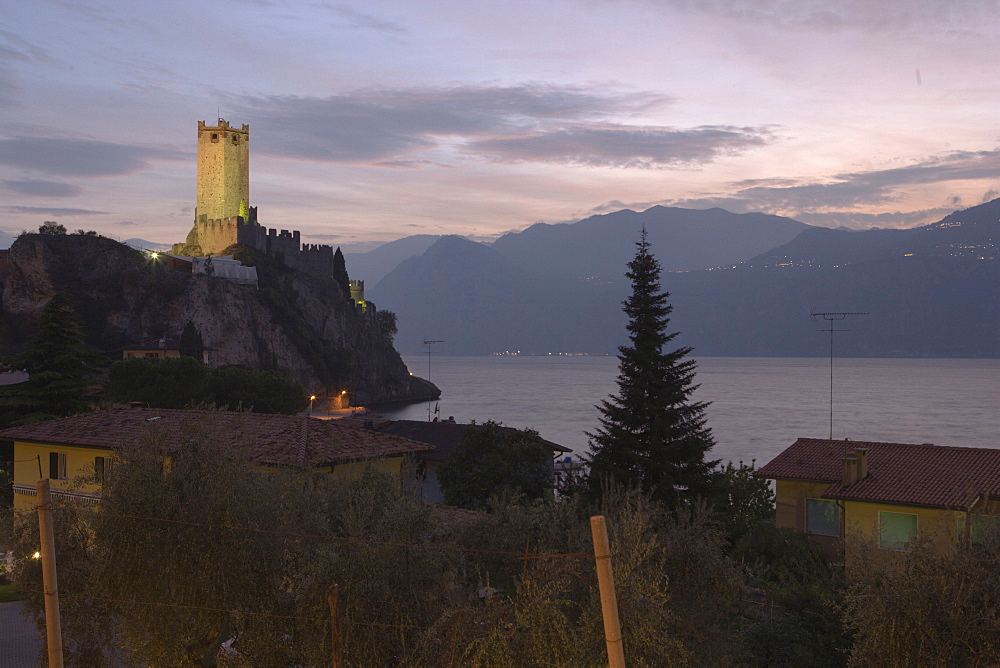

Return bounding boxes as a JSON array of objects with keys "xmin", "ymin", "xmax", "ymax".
[{"xmin": 49, "ymin": 452, "xmax": 67, "ymax": 481}]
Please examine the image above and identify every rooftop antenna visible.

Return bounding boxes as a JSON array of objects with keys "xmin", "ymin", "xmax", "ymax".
[
  {"xmin": 811, "ymin": 312, "xmax": 867, "ymax": 439},
  {"xmin": 423, "ymin": 339, "xmax": 444, "ymax": 422}
]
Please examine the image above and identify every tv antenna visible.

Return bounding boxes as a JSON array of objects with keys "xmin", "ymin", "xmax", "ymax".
[
  {"xmin": 811, "ymin": 312, "xmax": 867, "ymax": 439},
  {"xmin": 423, "ymin": 339, "xmax": 444, "ymax": 422}
]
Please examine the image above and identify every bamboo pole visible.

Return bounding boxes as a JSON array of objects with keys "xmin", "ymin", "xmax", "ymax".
[
  {"xmin": 590, "ymin": 515, "xmax": 625, "ymax": 668},
  {"xmin": 36, "ymin": 478, "xmax": 64, "ymax": 668},
  {"xmin": 328, "ymin": 584, "xmax": 341, "ymax": 668}
]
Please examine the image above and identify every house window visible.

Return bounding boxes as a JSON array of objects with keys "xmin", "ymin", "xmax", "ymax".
[
  {"xmin": 879, "ymin": 511, "xmax": 918, "ymax": 550},
  {"xmin": 94, "ymin": 456, "xmax": 111, "ymax": 483},
  {"xmin": 49, "ymin": 452, "xmax": 67, "ymax": 480},
  {"xmin": 805, "ymin": 499, "xmax": 840, "ymax": 536},
  {"xmin": 959, "ymin": 514, "xmax": 1000, "ymax": 545}
]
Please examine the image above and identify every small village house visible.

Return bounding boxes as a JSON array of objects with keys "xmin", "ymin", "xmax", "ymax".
[
  {"xmin": 757, "ymin": 438, "xmax": 1000, "ymax": 568},
  {"xmin": 2, "ymin": 407, "xmax": 435, "ymax": 511},
  {"xmin": 119, "ymin": 338, "xmax": 214, "ymax": 364}
]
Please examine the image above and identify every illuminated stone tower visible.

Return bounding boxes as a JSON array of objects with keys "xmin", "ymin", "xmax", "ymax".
[{"xmin": 195, "ymin": 119, "xmax": 249, "ymax": 223}]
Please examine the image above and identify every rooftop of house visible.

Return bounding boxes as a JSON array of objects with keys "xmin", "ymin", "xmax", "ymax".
[
  {"xmin": 0, "ymin": 408, "xmax": 435, "ymax": 468},
  {"xmin": 339, "ymin": 417, "xmax": 571, "ymax": 461},
  {"xmin": 757, "ymin": 437, "xmax": 1000, "ymax": 510}
]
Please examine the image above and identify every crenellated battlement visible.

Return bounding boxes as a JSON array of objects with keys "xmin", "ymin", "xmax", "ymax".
[
  {"xmin": 237, "ymin": 220, "xmax": 336, "ymax": 283},
  {"xmin": 349, "ymin": 279, "xmax": 365, "ymax": 303},
  {"xmin": 177, "ymin": 120, "xmax": 346, "ymax": 289}
]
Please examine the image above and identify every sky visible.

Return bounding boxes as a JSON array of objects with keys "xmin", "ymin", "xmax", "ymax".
[{"xmin": 3, "ymin": 0, "xmax": 1000, "ymax": 250}]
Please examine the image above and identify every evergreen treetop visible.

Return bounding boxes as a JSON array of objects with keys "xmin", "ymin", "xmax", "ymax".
[
  {"xmin": 178, "ymin": 320, "xmax": 204, "ymax": 361},
  {"xmin": 0, "ymin": 292, "xmax": 102, "ymax": 426},
  {"xmin": 333, "ymin": 247, "xmax": 351, "ymax": 302},
  {"xmin": 585, "ymin": 228, "xmax": 718, "ymax": 508}
]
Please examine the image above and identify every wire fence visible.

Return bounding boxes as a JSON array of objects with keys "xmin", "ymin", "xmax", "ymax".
[{"xmin": 13, "ymin": 493, "xmax": 618, "ymax": 665}]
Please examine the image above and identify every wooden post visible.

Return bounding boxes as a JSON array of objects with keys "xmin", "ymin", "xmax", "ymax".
[
  {"xmin": 328, "ymin": 584, "xmax": 341, "ymax": 668},
  {"xmin": 590, "ymin": 515, "xmax": 625, "ymax": 668},
  {"xmin": 36, "ymin": 478, "xmax": 64, "ymax": 668}
]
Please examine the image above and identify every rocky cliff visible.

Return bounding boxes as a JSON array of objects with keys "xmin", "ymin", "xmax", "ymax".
[{"xmin": 0, "ymin": 233, "xmax": 438, "ymax": 405}]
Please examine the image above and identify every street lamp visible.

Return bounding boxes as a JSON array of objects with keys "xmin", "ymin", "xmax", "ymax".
[{"xmin": 309, "ymin": 394, "xmax": 316, "ymax": 415}]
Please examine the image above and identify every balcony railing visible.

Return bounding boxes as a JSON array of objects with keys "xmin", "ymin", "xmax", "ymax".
[{"xmin": 13, "ymin": 483, "xmax": 101, "ymax": 505}]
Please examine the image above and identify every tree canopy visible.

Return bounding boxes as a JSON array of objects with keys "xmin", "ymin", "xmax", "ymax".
[
  {"xmin": 0, "ymin": 293, "xmax": 102, "ymax": 427},
  {"xmin": 178, "ymin": 320, "xmax": 204, "ymax": 360},
  {"xmin": 437, "ymin": 420, "xmax": 554, "ymax": 509},
  {"xmin": 585, "ymin": 228, "xmax": 718, "ymax": 509},
  {"xmin": 333, "ymin": 246, "xmax": 351, "ymax": 302},
  {"xmin": 105, "ymin": 357, "xmax": 308, "ymax": 414}
]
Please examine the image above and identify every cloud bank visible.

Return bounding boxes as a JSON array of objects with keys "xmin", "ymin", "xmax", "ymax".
[
  {"xmin": 0, "ymin": 138, "xmax": 183, "ymax": 177},
  {"xmin": 239, "ymin": 84, "xmax": 772, "ymax": 167}
]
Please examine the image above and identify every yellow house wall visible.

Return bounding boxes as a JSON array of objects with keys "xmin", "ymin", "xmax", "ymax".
[
  {"xmin": 13, "ymin": 438, "xmax": 407, "ymax": 511},
  {"xmin": 331, "ymin": 457, "xmax": 403, "ymax": 479},
  {"xmin": 774, "ymin": 480, "xmax": 832, "ymax": 531},
  {"xmin": 12, "ymin": 441, "xmax": 112, "ymax": 510},
  {"xmin": 843, "ymin": 500, "xmax": 964, "ymax": 571}
]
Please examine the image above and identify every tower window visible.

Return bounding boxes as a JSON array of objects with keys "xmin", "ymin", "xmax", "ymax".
[
  {"xmin": 211, "ymin": 133, "xmax": 219, "ymax": 142},
  {"xmin": 232, "ymin": 134, "xmax": 239, "ymax": 145}
]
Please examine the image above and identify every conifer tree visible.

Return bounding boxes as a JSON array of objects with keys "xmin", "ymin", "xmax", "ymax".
[
  {"xmin": 0, "ymin": 293, "xmax": 102, "ymax": 426},
  {"xmin": 585, "ymin": 228, "xmax": 718, "ymax": 509},
  {"xmin": 178, "ymin": 320, "xmax": 204, "ymax": 361},
  {"xmin": 333, "ymin": 247, "xmax": 351, "ymax": 302}
]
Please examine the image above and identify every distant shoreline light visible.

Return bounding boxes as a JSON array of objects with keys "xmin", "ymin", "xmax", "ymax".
[{"xmin": 492, "ymin": 351, "xmax": 612, "ymax": 357}]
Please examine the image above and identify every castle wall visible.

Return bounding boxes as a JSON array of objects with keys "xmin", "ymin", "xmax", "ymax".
[
  {"xmin": 195, "ymin": 120, "xmax": 249, "ymax": 223},
  {"xmin": 237, "ymin": 223, "xmax": 335, "ymax": 283},
  {"xmin": 191, "ymin": 217, "xmax": 243, "ymax": 256}
]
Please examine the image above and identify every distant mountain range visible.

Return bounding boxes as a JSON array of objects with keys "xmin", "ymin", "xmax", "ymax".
[
  {"xmin": 344, "ymin": 234, "xmax": 442, "ymax": 286},
  {"xmin": 364, "ymin": 200, "xmax": 1000, "ymax": 357}
]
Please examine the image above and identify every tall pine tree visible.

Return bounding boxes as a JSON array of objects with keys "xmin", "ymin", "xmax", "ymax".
[
  {"xmin": 585, "ymin": 228, "xmax": 718, "ymax": 509},
  {"xmin": 0, "ymin": 293, "xmax": 102, "ymax": 426},
  {"xmin": 179, "ymin": 320, "xmax": 204, "ymax": 361},
  {"xmin": 333, "ymin": 247, "xmax": 352, "ymax": 302}
]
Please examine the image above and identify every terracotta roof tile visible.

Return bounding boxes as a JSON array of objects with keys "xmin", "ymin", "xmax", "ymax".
[
  {"xmin": 0, "ymin": 408, "xmax": 435, "ymax": 467},
  {"xmin": 757, "ymin": 438, "xmax": 1000, "ymax": 510},
  {"xmin": 339, "ymin": 419, "xmax": 571, "ymax": 461}
]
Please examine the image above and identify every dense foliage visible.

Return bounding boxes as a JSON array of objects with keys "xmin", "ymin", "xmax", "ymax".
[
  {"xmin": 0, "ymin": 293, "xmax": 102, "ymax": 427},
  {"xmin": 105, "ymin": 357, "xmax": 308, "ymax": 414},
  {"xmin": 585, "ymin": 229, "xmax": 718, "ymax": 509},
  {"xmin": 437, "ymin": 421, "xmax": 554, "ymax": 509},
  {"xmin": 11, "ymin": 425, "xmax": 756, "ymax": 665},
  {"xmin": 333, "ymin": 246, "xmax": 351, "ymax": 302},
  {"xmin": 178, "ymin": 320, "xmax": 204, "ymax": 360},
  {"xmin": 843, "ymin": 532, "xmax": 1000, "ymax": 666}
]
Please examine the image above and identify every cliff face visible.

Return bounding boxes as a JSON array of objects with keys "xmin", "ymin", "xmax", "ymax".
[{"xmin": 0, "ymin": 234, "xmax": 437, "ymax": 405}]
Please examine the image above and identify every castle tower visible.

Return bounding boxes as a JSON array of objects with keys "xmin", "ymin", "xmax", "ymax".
[{"xmin": 195, "ymin": 119, "xmax": 249, "ymax": 224}]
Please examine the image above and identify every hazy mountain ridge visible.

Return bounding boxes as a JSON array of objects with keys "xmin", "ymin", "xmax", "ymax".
[
  {"xmin": 749, "ymin": 198, "xmax": 1000, "ymax": 268},
  {"xmin": 370, "ymin": 202, "xmax": 1000, "ymax": 357},
  {"xmin": 491, "ymin": 206, "xmax": 810, "ymax": 280},
  {"xmin": 344, "ymin": 235, "xmax": 443, "ymax": 286}
]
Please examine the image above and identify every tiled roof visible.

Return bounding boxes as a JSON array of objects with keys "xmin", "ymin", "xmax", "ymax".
[
  {"xmin": 0, "ymin": 408, "xmax": 435, "ymax": 467},
  {"xmin": 340, "ymin": 418, "xmax": 571, "ymax": 461},
  {"xmin": 757, "ymin": 438, "xmax": 1000, "ymax": 510}
]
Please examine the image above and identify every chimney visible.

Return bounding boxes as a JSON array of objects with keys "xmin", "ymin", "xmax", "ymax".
[
  {"xmin": 854, "ymin": 448, "xmax": 869, "ymax": 479},
  {"xmin": 842, "ymin": 456, "xmax": 858, "ymax": 486}
]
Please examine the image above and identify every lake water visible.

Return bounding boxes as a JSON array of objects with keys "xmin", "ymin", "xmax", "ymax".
[{"xmin": 371, "ymin": 356, "xmax": 1000, "ymax": 467}]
